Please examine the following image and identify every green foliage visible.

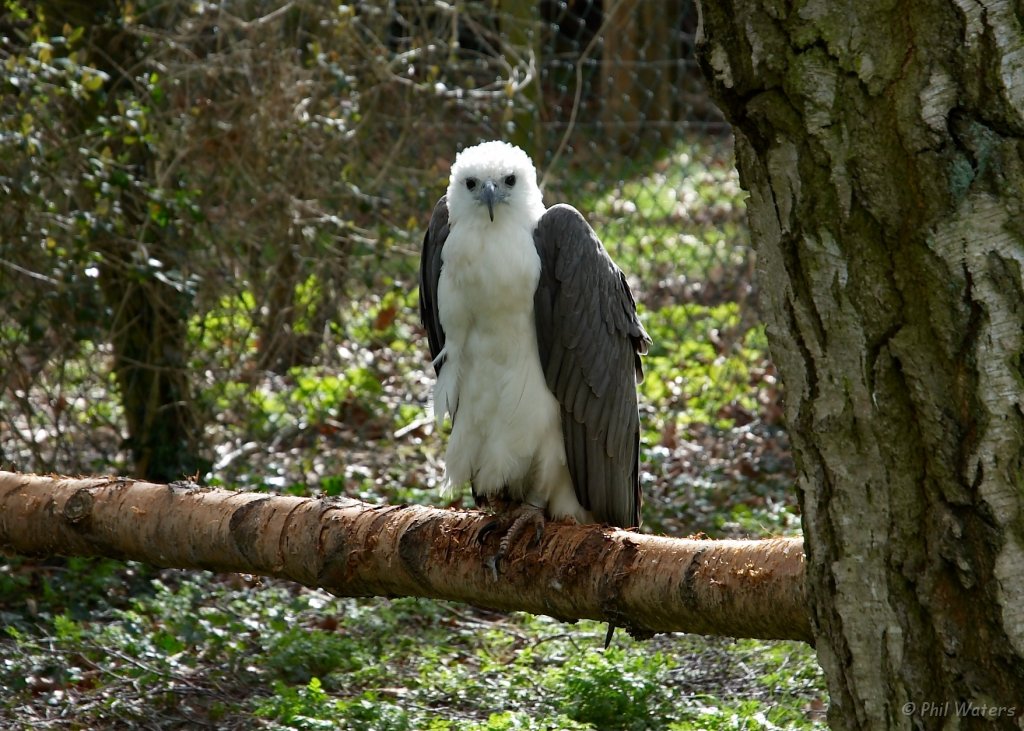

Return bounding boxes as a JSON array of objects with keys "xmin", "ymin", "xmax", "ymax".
[
  {"xmin": 51, "ymin": 613, "xmax": 84, "ymax": 643},
  {"xmin": 545, "ymin": 646, "xmax": 676, "ymax": 729},
  {"xmin": 290, "ymin": 366, "xmax": 381, "ymax": 420},
  {"xmin": 189, "ymin": 292, "xmax": 259, "ymax": 367},
  {"xmin": 333, "ymin": 691, "xmax": 413, "ymax": 731},
  {"xmin": 265, "ymin": 627, "xmax": 365, "ymax": 684},
  {"xmin": 669, "ymin": 700, "xmax": 805, "ymax": 730},
  {"xmin": 0, "ymin": 557, "xmax": 148, "ymax": 627},
  {"xmin": 0, "ymin": 565, "xmax": 826, "ymax": 729},
  {"xmin": 462, "ymin": 711, "xmax": 590, "ymax": 730},
  {"xmin": 257, "ymin": 684, "xmax": 416, "ymax": 731},
  {"xmin": 641, "ymin": 302, "xmax": 766, "ymax": 431},
  {"xmin": 580, "ymin": 146, "xmax": 749, "ymax": 282},
  {"xmin": 256, "ymin": 678, "xmax": 343, "ymax": 729}
]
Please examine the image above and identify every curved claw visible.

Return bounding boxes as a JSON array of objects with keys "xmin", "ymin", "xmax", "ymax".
[
  {"xmin": 476, "ymin": 516, "xmax": 503, "ymax": 545},
  {"xmin": 484, "ymin": 553, "xmax": 500, "ymax": 582}
]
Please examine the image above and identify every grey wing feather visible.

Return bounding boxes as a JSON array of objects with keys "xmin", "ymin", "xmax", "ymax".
[
  {"xmin": 534, "ymin": 204, "xmax": 651, "ymax": 528},
  {"xmin": 419, "ymin": 196, "xmax": 450, "ymax": 372}
]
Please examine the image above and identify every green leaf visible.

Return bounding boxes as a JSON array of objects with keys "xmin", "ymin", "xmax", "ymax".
[{"xmin": 82, "ymin": 70, "xmax": 104, "ymax": 91}]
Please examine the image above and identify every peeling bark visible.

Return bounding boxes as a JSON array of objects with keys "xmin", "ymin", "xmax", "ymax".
[
  {"xmin": 0, "ymin": 471, "xmax": 809, "ymax": 642},
  {"xmin": 696, "ymin": 0, "xmax": 1024, "ymax": 727}
]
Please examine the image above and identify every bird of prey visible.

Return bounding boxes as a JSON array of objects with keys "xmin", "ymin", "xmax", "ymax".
[{"xmin": 419, "ymin": 140, "xmax": 650, "ymax": 548}]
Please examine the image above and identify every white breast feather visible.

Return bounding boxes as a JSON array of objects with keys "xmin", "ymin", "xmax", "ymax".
[{"xmin": 434, "ymin": 213, "xmax": 590, "ymax": 523}]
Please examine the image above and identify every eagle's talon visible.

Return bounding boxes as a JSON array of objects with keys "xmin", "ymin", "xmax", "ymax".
[
  {"xmin": 531, "ymin": 518, "xmax": 545, "ymax": 547},
  {"xmin": 476, "ymin": 516, "xmax": 502, "ymax": 545},
  {"xmin": 485, "ymin": 552, "xmax": 501, "ymax": 582}
]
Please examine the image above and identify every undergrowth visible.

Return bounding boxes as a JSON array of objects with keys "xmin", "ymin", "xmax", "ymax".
[{"xmin": 1, "ymin": 567, "xmax": 825, "ymax": 729}]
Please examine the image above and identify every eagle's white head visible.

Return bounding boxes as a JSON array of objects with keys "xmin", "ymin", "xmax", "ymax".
[{"xmin": 445, "ymin": 141, "xmax": 546, "ymax": 226}]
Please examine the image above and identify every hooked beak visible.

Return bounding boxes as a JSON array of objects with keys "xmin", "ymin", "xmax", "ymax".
[{"xmin": 482, "ymin": 180, "xmax": 497, "ymax": 222}]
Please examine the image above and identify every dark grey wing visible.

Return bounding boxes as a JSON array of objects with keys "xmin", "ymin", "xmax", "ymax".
[
  {"xmin": 419, "ymin": 196, "xmax": 450, "ymax": 373},
  {"xmin": 534, "ymin": 204, "xmax": 651, "ymax": 528}
]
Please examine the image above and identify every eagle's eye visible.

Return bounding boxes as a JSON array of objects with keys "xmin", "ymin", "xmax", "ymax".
[
  {"xmin": 466, "ymin": 178, "xmax": 477, "ymax": 191},
  {"xmin": 504, "ymin": 175, "xmax": 516, "ymax": 187}
]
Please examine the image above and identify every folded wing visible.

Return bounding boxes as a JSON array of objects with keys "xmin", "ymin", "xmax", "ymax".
[{"xmin": 533, "ymin": 204, "xmax": 650, "ymax": 528}]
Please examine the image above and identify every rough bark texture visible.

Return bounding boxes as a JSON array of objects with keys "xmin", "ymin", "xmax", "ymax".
[
  {"xmin": 99, "ymin": 246, "xmax": 204, "ymax": 482},
  {"xmin": 696, "ymin": 1, "xmax": 1024, "ymax": 728},
  {"xmin": 0, "ymin": 471, "xmax": 809, "ymax": 642}
]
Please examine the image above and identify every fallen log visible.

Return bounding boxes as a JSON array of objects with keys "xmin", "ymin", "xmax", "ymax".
[{"xmin": 0, "ymin": 471, "xmax": 810, "ymax": 642}]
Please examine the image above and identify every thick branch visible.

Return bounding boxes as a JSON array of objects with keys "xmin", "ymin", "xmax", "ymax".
[{"xmin": 0, "ymin": 471, "xmax": 810, "ymax": 642}]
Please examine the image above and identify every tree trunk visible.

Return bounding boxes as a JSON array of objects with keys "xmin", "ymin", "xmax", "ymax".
[
  {"xmin": 38, "ymin": 1, "xmax": 206, "ymax": 482},
  {"xmin": 99, "ymin": 242, "xmax": 205, "ymax": 483},
  {"xmin": 696, "ymin": 1, "xmax": 1024, "ymax": 728},
  {"xmin": 0, "ymin": 470, "xmax": 810, "ymax": 643}
]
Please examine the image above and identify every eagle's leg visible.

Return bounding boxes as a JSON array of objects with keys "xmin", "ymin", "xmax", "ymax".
[
  {"xmin": 499, "ymin": 504, "xmax": 546, "ymax": 558},
  {"xmin": 477, "ymin": 502, "xmax": 546, "ymax": 581}
]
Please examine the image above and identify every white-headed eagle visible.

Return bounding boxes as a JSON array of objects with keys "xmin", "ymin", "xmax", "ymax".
[{"xmin": 419, "ymin": 141, "xmax": 650, "ymax": 545}]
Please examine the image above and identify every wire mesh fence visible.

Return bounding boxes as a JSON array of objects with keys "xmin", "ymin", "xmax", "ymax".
[{"xmin": 1, "ymin": 1, "xmax": 779, "ymax": 526}]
